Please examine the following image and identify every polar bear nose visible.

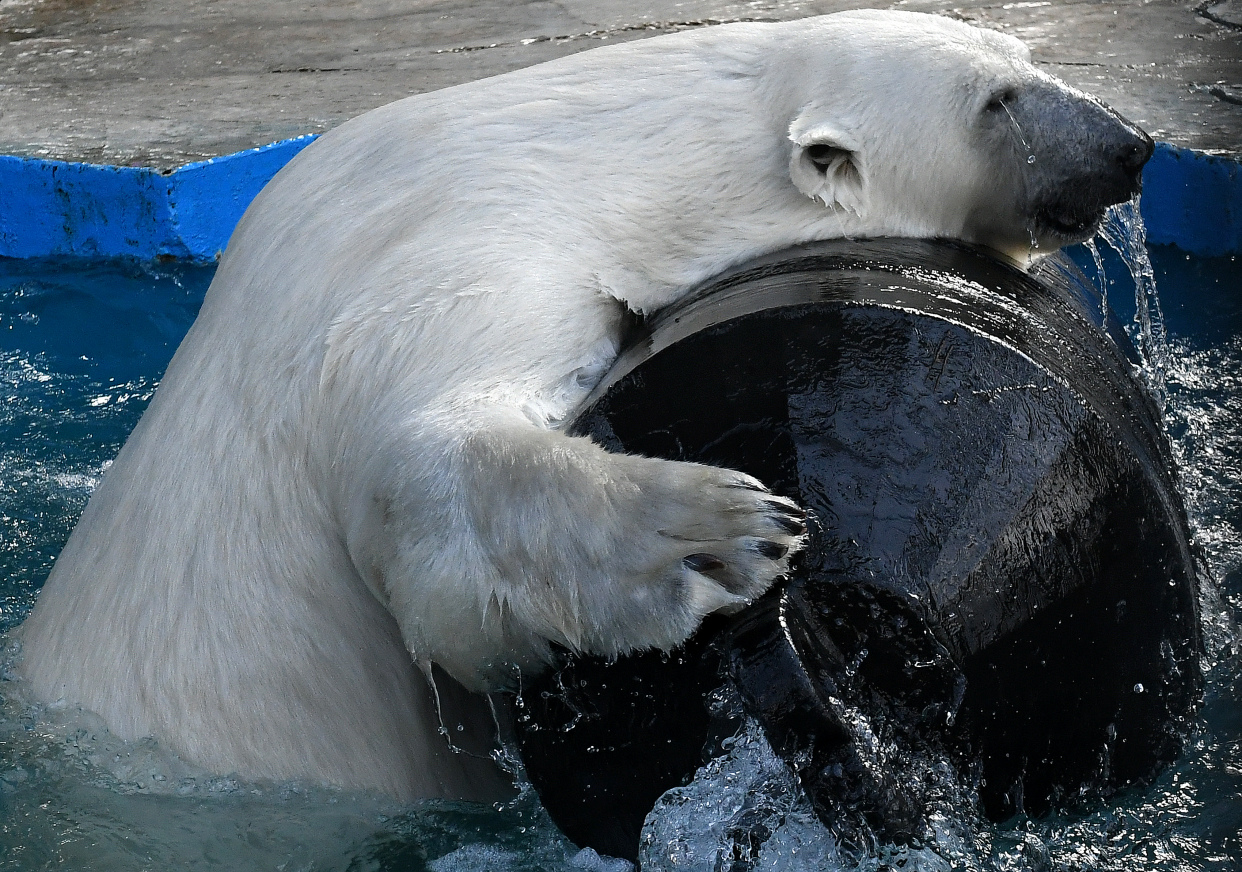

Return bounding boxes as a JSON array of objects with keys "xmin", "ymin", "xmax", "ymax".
[
  {"xmin": 1117, "ymin": 130, "xmax": 1154, "ymax": 179},
  {"xmin": 1074, "ymin": 101, "xmax": 1152, "ymax": 201},
  {"xmin": 1016, "ymin": 81, "xmax": 1156, "ymax": 242},
  {"xmin": 1097, "ymin": 120, "xmax": 1153, "ymax": 204}
]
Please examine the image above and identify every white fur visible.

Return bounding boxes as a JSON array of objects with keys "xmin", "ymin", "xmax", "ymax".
[{"xmin": 17, "ymin": 11, "xmax": 1068, "ymax": 800}]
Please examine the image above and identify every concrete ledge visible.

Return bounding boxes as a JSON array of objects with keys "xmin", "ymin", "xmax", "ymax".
[{"xmin": 0, "ymin": 140, "xmax": 1236, "ymax": 261}]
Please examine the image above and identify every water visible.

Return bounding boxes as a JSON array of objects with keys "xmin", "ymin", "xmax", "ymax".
[
  {"xmin": 0, "ymin": 224, "xmax": 1239, "ymax": 870},
  {"xmin": 1090, "ymin": 198, "xmax": 1172, "ymax": 406}
]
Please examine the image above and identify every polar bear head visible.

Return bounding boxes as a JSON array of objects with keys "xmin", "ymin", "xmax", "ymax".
[{"xmin": 780, "ymin": 10, "xmax": 1151, "ymax": 263}]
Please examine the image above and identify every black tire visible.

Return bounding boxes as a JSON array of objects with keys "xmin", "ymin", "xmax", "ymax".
[{"xmin": 515, "ymin": 239, "xmax": 1203, "ymax": 861}]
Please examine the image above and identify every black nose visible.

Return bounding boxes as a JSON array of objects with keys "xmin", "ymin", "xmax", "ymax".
[{"xmin": 1118, "ymin": 130, "xmax": 1155, "ymax": 179}]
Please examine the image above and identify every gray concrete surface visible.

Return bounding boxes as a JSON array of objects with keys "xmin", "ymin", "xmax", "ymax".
[{"xmin": 0, "ymin": 0, "xmax": 1239, "ymax": 169}]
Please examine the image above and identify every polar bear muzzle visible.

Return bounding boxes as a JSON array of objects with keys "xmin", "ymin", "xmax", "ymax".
[{"xmin": 1003, "ymin": 77, "xmax": 1154, "ymax": 243}]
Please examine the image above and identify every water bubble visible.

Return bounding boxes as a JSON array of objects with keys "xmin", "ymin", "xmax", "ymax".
[
  {"xmin": 1133, "ymin": 683, "xmax": 1145, "ymax": 693},
  {"xmin": 1027, "ymin": 154, "xmax": 1036, "ymax": 164}
]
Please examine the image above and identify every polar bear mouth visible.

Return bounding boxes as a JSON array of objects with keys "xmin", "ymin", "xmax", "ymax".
[{"xmin": 1032, "ymin": 203, "xmax": 1109, "ymax": 241}]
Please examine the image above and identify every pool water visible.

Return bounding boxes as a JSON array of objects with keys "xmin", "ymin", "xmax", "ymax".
[{"xmin": 0, "ymin": 240, "xmax": 1238, "ymax": 871}]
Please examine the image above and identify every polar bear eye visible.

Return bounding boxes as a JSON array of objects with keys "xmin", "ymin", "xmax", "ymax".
[{"xmin": 985, "ymin": 88, "xmax": 1018, "ymax": 114}]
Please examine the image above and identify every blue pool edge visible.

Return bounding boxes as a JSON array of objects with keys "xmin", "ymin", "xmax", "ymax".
[
  {"xmin": 0, "ymin": 139, "xmax": 1238, "ymax": 261},
  {"xmin": 0, "ymin": 136, "xmax": 318, "ymax": 262}
]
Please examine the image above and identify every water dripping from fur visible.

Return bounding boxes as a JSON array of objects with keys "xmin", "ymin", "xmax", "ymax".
[
  {"xmin": 1081, "ymin": 237, "xmax": 1111, "ymax": 328},
  {"xmin": 1001, "ymin": 99, "xmax": 1043, "ymax": 262},
  {"xmin": 420, "ymin": 657, "xmax": 504, "ymax": 764},
  {"xmin": 1000, "ymin": 100, "xmax": 1035, "ymax": 163},
  {"xmin": 1097, "ymin": 196, "xmax": 1171, "ymax": 405}
]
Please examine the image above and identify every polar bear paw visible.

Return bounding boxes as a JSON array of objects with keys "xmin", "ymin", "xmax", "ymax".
[
  {"xmin": 661, "ymin": 474, "xmax": 805, "ymax": 611},
  {"xmin": 437, "ymin": 423, "xmax": 809, "ymax": 675},
  {"xmin": 576, "ymin": 454, "xmax": 808, "ymax": 656}
]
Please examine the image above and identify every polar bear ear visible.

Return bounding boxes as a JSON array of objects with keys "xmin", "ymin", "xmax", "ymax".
[{"xmin": 789, "ymin": 124, "xmax": 865, "ymax": 214}]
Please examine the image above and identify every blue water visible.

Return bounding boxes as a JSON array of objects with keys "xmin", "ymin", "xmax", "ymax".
[{"xmin": 0, "ymin": 244, "xmax": 1238, "ymax": 870}]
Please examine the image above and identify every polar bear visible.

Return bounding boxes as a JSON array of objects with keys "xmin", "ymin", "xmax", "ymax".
[{"xmin": 15, "ymin": 10, "xmax": 1151, "ymax": 801}]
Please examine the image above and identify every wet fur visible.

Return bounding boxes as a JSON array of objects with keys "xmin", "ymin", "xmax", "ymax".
[{"xmin": 17, "ymin": 11, "xmax": 1111, "ymax": 799}]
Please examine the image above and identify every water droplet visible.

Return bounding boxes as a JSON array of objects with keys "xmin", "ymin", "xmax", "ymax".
[
  {"xmin": 1134, "ymin": 683, "xmax": 1145, "ymax": 693},
  {"xmin": 1027, "ymin": 154, "xmax": 1036, "ymax": 164}
]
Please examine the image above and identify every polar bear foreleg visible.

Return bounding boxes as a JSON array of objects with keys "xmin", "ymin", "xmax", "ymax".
[{"xmin": 362, "ymin": 414, "xmax": 806, "ymax": 691}]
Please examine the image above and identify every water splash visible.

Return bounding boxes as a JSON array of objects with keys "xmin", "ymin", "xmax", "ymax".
[
  {"xmin": 637, "ymin": 716, "xmax": 844, "ymax": 872},
  {"xmin": 1081, "ymin": 237, "xmax": 1110, "ymax": 328},
  {"xmin": 636, "ymin": 687, "xmax": 992, "ymax": 872},
  {"xmin": 1095, "ymin": 196, "xmax": 1171, "ymax": 405},
  {"xmin": 1162, "ymin": 333, "xmax": 1242, "ymax": 667}
]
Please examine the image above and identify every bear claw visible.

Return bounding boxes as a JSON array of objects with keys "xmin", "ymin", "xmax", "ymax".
[
  {"xmin": 753, "ymin": 540, "xmax": 789, "ymax": 560},
  {"xmin": 764, "ymin": 498, "xmax": 806, "ymax": 519},
  {"xmin": 771, "ymin": 514, "xmax": 807, "ymax": 536},
  {"xmin": 726, "ymin": 477, "xmax": 767, "ymax": 492},
  {"xmin": 684, "ymin": 553, "xmax": 728, "ymax": 573}
]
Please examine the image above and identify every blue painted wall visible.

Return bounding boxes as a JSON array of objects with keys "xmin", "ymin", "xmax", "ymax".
[
  {"xmin": 1142, "ymin": 144, "xmax": 1241, "ymax": 257},
  {"xmin": 0, "ymin": 136, "xmax": 317, "ymax": 261},
  {"xmin": 0, "ymin": 138, "xmax": 1236, "ymax": 260}
]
